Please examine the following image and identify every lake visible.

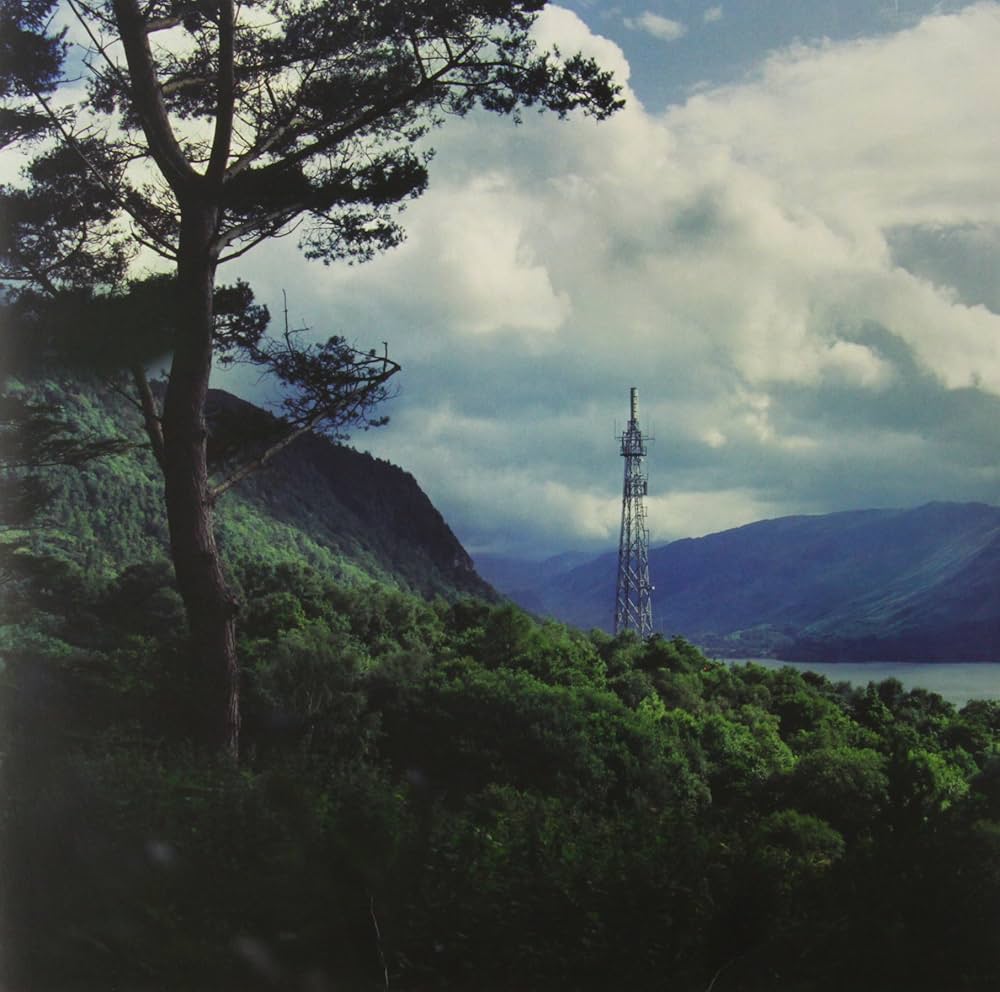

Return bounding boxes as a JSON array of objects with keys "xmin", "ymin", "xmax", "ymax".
[{"xmin": 725, "ymin": 659, "xmax": 1000, "ymax": 708}]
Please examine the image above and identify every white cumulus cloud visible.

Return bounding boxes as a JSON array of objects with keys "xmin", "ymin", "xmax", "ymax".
[
  {"xmin": 624, "ymin": 11, "xmax": 688, "ymax": 42},
  {"xmin": 228, "ymin": 4, "xmax": 1000, "ymax": 554}
]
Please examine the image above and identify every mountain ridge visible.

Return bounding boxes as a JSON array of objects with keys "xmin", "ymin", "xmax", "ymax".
[
  {"xmin": 205, "ymin": 388, "xmax": 494, "ymax": 599},
  {"xmin": 477, "ymin": 501, "xmax": 1000, "ymax": 661}
]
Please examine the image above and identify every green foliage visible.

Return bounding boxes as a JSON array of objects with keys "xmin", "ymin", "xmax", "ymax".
[
  {"xmin": 783, "ymin": 746, "xmax": 889, "ymax": 839},
  {"xmin": 6, "ymin": 378, "xmax": 494, "ymax": 604},
  {"xmin": 6, "ymin": 384, "xmax": 1000, "ymax": 991}
]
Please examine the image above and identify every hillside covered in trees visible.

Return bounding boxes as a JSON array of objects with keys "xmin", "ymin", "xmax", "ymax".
[
  {"xmin": 4, "ymin": 378, "xmax": 1000, "ymax": 991},
  {"xmin": 8, "ymin": 378, "xmax": 494, "ymax": 602}
]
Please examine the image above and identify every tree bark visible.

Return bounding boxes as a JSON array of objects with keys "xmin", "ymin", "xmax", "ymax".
[
  {"xmin": 113, "ymin": 0, "xmax": 242, "ymax": 755},
  {"xmin": 130, "ymin": 364, "xmax": 165, "ymax": 470},
  {"xmin": 161, "ymin": 204, "xmax": 240, "ymax": 756}
]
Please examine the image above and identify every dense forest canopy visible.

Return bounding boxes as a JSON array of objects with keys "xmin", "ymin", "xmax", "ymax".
[{"xmin": 3, "ymin": 379, "xmax": 1000, "ymax": 990}]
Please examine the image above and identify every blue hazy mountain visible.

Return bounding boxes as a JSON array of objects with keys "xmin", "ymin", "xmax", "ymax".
[
  {"xmin": 473, "ymin": 551, "xmax": 601, "ymax": 613},
  {"xmin": 475, "ymin": 502, "xmax": 1000, "ymax": 661}
]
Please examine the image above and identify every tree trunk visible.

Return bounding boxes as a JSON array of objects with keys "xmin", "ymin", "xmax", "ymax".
[{"xmin": 161, "ymin": 204, "xmax": 240, "ymax": 756}]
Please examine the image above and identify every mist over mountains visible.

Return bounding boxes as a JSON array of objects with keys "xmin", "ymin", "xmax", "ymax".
[{"xmin": 476, "ymin": 502, "xmax": 1000, "ymax": 662}]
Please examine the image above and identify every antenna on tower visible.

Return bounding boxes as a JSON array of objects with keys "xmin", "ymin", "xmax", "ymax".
[{"xmin": 615, "ymin": 387, "xmax": 654, "ymax": 638}]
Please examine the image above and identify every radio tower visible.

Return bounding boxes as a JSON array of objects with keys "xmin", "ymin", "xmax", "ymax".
[{"xmin": 615, "ymin": 387, "xmax": 654, "ymax": 637}]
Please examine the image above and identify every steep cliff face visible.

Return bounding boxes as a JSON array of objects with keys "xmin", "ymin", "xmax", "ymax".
[{"xmin": 206, "ymin": 390, "xmax": 493, "ymax": 599}]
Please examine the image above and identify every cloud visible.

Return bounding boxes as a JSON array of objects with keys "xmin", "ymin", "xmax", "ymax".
[
  {"xmin": 704, "ymin": 6, "xmax": 724, "ymax": 24},
  {"xmin": 227, "ymin": 4, "xmax": 1000, "ymax": 555},
  {"xmin": 624, "ymin": 11, "xmax": 688, "ymax": 42}
]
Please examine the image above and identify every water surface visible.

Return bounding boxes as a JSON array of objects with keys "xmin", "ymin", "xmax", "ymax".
[{"xmin": 725, "ymin": 659, "xmax": 1000, "ymax": 708}]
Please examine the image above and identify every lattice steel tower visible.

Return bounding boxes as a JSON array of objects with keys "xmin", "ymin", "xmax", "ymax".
[{"xmin": 615, "ymin": 387, "xmax": 654, "ymax": 637}]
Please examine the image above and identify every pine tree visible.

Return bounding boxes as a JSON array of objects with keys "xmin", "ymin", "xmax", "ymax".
[{"xmin": 1, "ymin": 0, "xmax": 622, "ymax": 754}]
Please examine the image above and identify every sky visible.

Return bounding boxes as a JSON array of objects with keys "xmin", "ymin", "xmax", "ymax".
[{"xmin": 218, "ymin": 0, "xmax": 1000, "ymax": 558}]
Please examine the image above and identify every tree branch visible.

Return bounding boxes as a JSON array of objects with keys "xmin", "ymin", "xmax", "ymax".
[
  {"xmin": 216, "ymin": 217, "xmax": 302, "ymax": 264},
  {"xmin": 223, "ymin": 60, "xmax": 321, "ymax": 180},
  {"xmin": 223, "ymin": 115, "xmax": 301, "ymax": 178},
  {"xmin": 100, "ymin": 373, "xmax": 144, "ymax": 413},
  {"xmin": 206, "ymin": 0, "xmax": 235, "ymax": 183},
  {"xmin": 213, "ymin": 204, "xmax": 301, "ymax": 255},
  {"xmin": 111, "ymin": 0, "xmax": 198, "ymax": 195},
  {"xmin": 131, "ymin": 364, "xmax": 166, "ymax": 469},
  {"xmin": 705, "ymin": 959, "xmax": 738, "ymax": 992},
  {"xmin": 27, "ymin": 86, "xmax": 177, "ymax": 257},
  {"xmin": 145, "ymin": 14, "xmax": 184, "ymax": 33},
  {"xmin": 129, "ymin": 224, "xmax": 179, "ymax": 260},
  {"xmin": 228, "ymin": 43, "xmax": 474, "ymax": 184},
  {"xmin": 210, "ymin": 346, "xmax": 400, "ymax": 501},
  {"xmin": 370, "ymin": 895, "xmax": 390, "ymax": 992},
  {"xmin": 66, "ymin": 0, "xmax": 129, "ymax": 87},
  {"xmin": 161, "ymin": 74, "xmax": 212, "ymax": 95},
  {"xmin": 209, "ymin": 416, "xmax": 316, "ymax": 501}
]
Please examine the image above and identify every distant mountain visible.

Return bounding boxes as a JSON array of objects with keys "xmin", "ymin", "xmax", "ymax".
[
  {"xmin": 484, "ymin": 503, "xmax": 1000, "ymax": 662},
  {"xmin": 473, "ymin": 551, "xmax": 600, "ymax": 613}
]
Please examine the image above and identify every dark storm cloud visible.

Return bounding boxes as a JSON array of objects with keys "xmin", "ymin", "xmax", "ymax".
[{"xmin": 888, "ymin": 225, "xmax": 1000, "ymax": 314}]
